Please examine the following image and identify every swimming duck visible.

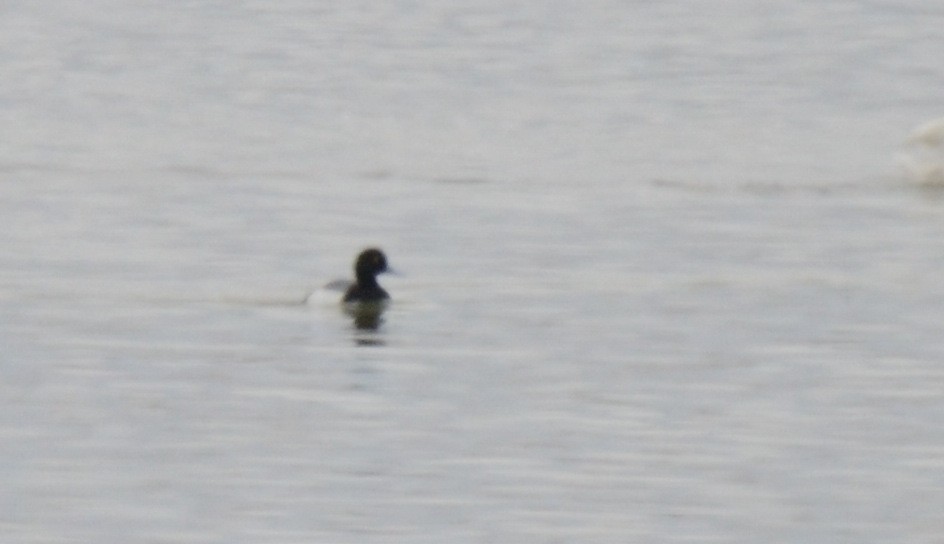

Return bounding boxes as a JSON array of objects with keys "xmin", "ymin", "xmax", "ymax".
[{"xmin": 342, "ymin": 248, "xmax": 391, "ymax": 303}]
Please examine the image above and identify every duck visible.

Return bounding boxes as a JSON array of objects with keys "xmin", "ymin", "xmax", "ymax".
[{"xmin": 342, "ymin": 248, "xmax": 391, "ymax": 303}]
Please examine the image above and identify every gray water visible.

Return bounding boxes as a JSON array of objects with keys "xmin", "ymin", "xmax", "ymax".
[{"xmin": 3, "ymin": 2, "xmax": 944, "ymax": 542}]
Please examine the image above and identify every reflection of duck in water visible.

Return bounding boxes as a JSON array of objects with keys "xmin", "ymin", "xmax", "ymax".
[{"xmin": 342, "ymin": 248, "xmax": 391, "ymax": 329}]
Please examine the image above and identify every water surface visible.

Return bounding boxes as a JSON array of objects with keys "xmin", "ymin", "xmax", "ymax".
[{"xmin": 2, "ymin": 1, "xmax": 944, "ymax": 542}]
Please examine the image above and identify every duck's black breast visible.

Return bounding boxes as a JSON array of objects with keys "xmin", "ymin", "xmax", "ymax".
[{"xmin": 342, "ymin": 283, "xmax": 389, "ymax": 303}]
